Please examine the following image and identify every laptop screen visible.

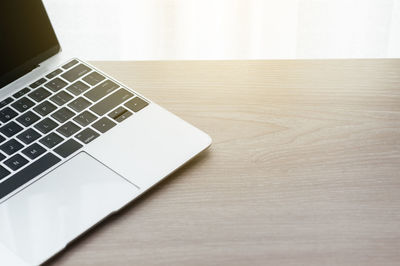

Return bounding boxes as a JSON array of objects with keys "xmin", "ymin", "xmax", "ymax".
[{"xmin": 0, "ymin": 0, "xmax": 60, "ymax": 88}]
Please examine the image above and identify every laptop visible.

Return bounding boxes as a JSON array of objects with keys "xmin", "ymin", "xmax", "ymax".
[{"xmin": 0, "ymin": 1, "xmax": 211, "ymax": 265}]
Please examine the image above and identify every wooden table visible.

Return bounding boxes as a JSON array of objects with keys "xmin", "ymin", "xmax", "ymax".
[{"xmin": 46, "ymin": 60, "xmax": 400, "ymax": 266}]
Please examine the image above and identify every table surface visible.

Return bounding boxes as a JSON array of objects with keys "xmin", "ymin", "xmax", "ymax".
[{"xmin": 46, "ymin": 59, "xmax": 400, "ymax": 266}]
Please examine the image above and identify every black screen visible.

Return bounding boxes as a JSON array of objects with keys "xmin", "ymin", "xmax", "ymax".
[{"xmin": 0, "ymin": 0, "xmax": 60, "ymax": 88}]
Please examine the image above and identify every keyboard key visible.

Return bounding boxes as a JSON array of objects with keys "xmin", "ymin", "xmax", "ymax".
[
  {"xmin": 0, "ymin": 153, "xmax": 60, "ymax": 200},
  {"xmin": 46, "ymin": 69, "xmax": 62, "ymax": 79},
  {"xmin": 22, "ymin": 143, "xmax": 46, "ymax": 160},
  {"xmin": 73, "ymin": 111, "xmax": 97, "ymax": 127},
  {"xmin": 62, "ymin": 64, "xmax": 91, "ymax": 83},
  {"xmin": 66, "ymin": 81, "xmax": 90, "ymax": 96},
  {"xmin": 125, "ymin": 97, "xmax": 149, "ymax": 113},
  {"xmin": 51, "ymin": 107, "xmax": 75, "ymax": 123},
  {"xmin": 90, "ymin": 89, "xmax": 134, "ymax": 116},
  {"xmin": 11, "ymin": 97, "xmax": 34, "ymax": 113},
  {"xmin": 115, "ymin": 110, "xmax": 132, "ymax": 123},
  {"xmin": 108, "ymin": 106, "xmax": 128, "ymax": 119},
  {"xmin": 17, "ymin": 128, "xmax": 41, "ymax": 144},
  {"xmin": 62, "ymin": 59, "xmax": 79, "ymax": 70},
  {"xmin": 75, "ymin": 128, "xmax": 99, "ymax": 144},
  {"xmin": 28, "ymin": 87, "xmax": 51, "ymax": 102},
  {"xmin": 0, "ymin": 153, "xmax": 5, "ymax": 162},
  {"xmin": 0, "ymin": 135, "xmax": 5, "ymax": 144},
  {"xmin": 0, "ymin": 166, "xmax": 10, "ymax": 180},
  {"xmin": 54, "ymin": 139, "xmax": 82, "ymax": 158},
  {"xmin": 30, "ymin": 78, "xmax": 47, "ymax": 89},
  {"xmin": 84, "ymin": 80, "xmax": 119, "ymax": 102},
  {"xmin": 0, "ymin": 98, "xmax": 13, "ymax": 109},
  {"xmin": 82, "ymin": 71, "xmax": 105, "ymax": 86},
  {"xmin": 34, "ymin": 118, "xmax": 58, "ymax": 134},
  {"xmin": 33, "ymin": 101, "xmax": 57, "ymax": 116},
  {"xmin": 0, "ymin": 139, "xmax": 24, "ymax": 156},
  {"xmin": 39, "ymin": 132, "xmax": 64, "ymax": 148},
  {"xmin": 0, "ymin": 122, "xmax": 23, "ymax": 137},
  {"xmin": 4, "ymin": 154, "xmax": 28, "ymax": 171},
  {"xmin": 0, "ymin": 107, "xmax": 18, "ymax": 123},
  {"xmin": 16, "ymin": 111, "xmax": 40, "ymax": 127},
  {"xmin": 57, "ymin": 121, "xmax": 81, "ymax": 137},
  {"xmin": 45, "ymin": 78, "xmax": 67, "ymax": 92},
  {"xmin": 50, "ymin": 91, "xmax": 74, "ymax": 106},
  {"xmin": 68, "ymin": 97, "xmax": 91, "ymax": 112},
  {"xmin": 13, "ymin": 88, "xmax": 30, "ymax": 99},
  {"xmin": 92, "ymin": 117, "xmax": 116, "ymax": 133}
]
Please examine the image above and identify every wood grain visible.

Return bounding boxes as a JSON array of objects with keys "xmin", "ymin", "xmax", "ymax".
[{"xmin": 45, "ymin": 60, "xmax": 400, "ymax": 266}]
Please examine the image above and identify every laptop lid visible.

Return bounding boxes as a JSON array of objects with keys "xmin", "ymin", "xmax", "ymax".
[{"xmin": 0, "ymin": 0, "xmax": 60, "ymax": 89}]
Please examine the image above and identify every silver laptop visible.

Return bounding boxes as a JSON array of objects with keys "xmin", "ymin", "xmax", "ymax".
[{"xmin": 0, "ymin": 1, "xmax": 211, "ymax": 265}]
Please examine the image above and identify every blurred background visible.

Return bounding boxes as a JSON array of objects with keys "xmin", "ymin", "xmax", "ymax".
[{"xmin": 43, "ymin": 0, "xmax": 400, "ymax": 60}]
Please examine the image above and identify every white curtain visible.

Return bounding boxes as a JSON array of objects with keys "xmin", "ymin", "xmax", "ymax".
[{"xmin": 43, "ymin": 0, "xmax": 400, "ymax": 60}]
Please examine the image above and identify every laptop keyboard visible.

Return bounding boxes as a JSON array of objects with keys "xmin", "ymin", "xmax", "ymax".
[{"xmin": 0, "ymin": 59, "xmax": 148, "ymax": 200}]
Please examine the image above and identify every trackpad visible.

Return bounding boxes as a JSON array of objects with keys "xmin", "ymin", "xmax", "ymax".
[{"xmin": 0, "ymin": 152, "xmax": 139, "ymax": 265}]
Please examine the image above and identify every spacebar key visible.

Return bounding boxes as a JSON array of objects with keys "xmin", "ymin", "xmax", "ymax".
[
  {"xmin": 0, "ymin": 153, "xmax": 61, "ymax": 200},
  {"xmin": 90, "ymin": 88, "xmax": 134, "ymax": 116}
]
